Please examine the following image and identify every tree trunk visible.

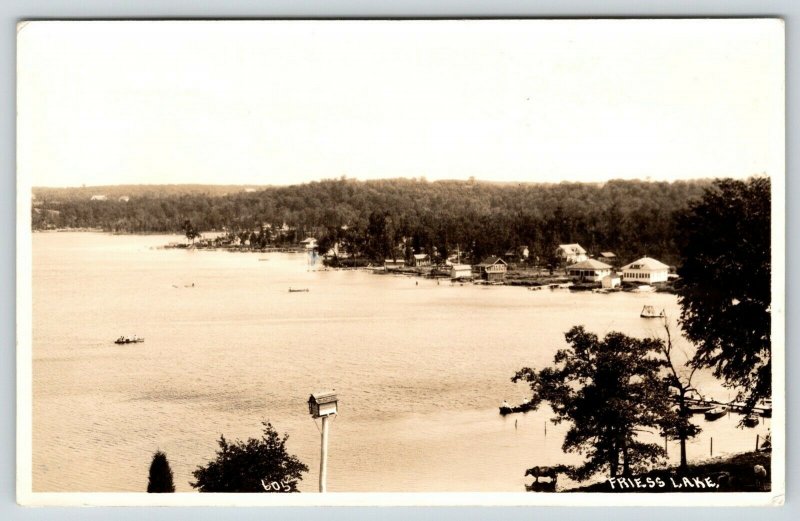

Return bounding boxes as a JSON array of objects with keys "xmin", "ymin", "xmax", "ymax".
[
  {"xmin": 679, "ymin": 391, "xmax": 688, "ymax": 471},
  {"xmin": 621, "ymin": 437, "xmax": 631, "ymax": 477},
  {"xmin": 609, "ymin": 427, "xmax": 619, "ymax": 477}
]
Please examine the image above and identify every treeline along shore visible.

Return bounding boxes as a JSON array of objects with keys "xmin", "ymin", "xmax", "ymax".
[{"xmin": 33, "ymin": 177, "xmax": 713, "ymax": 267}]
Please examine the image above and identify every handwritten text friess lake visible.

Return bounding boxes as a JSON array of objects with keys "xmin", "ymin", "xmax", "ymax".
[{"xmin": 32, "ymin": 233, "xmax": 768, "ymax": 492}]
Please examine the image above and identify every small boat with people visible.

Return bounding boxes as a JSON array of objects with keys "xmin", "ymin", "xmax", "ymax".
[
  {"xmin": 640, "ymin": 305, "xmax": 665, "ymax": 318},
  {"xmin": 288, "ymin": 288, "xmax": 310, "ymax": 293},
  {"xmin": 499, "ymin": 399, "xmax": 536, "ymax": 415},
  {"xmin": 114, "ymin": 335, "xmax": 144, "ymax": 345},
  {"xmin": 704, "ymin": 405, "xmax": 728, "ymax": 420}
]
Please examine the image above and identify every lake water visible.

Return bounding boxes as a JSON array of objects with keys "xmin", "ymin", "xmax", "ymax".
[{"xmin": 31, "ymin": 233, "xmax": 770, "ymax": 492}]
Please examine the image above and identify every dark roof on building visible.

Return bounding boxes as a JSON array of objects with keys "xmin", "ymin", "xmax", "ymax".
[{"xmin": 477, "ymin": 256, "xmax": 508, "ymax": 267}]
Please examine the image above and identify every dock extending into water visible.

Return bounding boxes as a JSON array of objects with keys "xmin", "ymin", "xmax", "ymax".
[{"xmin": 677, "ymin": 396, "xmax": 772, "ymax": 417}]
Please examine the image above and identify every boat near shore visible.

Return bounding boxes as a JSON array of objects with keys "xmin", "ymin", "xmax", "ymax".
[
  {"xmin": 686, "ymin": 403, "xmax": 715, "ymax": 414},
  {"xmin": 704, "ymin": 405, "xmax": 729, "ymax": 420}
]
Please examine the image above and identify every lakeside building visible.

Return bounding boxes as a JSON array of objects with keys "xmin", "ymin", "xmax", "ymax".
[
  {"xmin": 566, "ymin": 259, "xmax": 613, "ymax": 282},
  {"xmin": 450, "ymin": 264, "xmax": 473, "ymax": 280},
  {"xmin": 384, "ymin": 258, "xmax": 406, "ymax": 271},
  {"xmin": 412, "ymin": 254, "xmax": 431, "ymax": 267},
  {"xmin": 475, "ymin": 256, "xmax": 508, "ymax": 282},
  {"xmin": 621, "ymin": 256, "xmax": 670, "ymax": 284},
  {"xmin": 556, "ymin": 243, "xmax": 588, "ymax": 264}
]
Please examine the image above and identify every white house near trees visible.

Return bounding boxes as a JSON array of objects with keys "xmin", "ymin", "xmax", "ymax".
[
  {"xmin": 621, "ymin": 256, "xmax": 670, "ymax": 284},
  {"xmin": 556, "ymin": 243, "xmax": 588, "ymax": 264}
]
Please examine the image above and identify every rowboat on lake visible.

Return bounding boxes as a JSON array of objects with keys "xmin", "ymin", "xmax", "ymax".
[
  {"xmin": 704, "ymin": 405, "xmax": 728, "ymax": 420},
  {"xmin": 686, "ymin": 403, "xmax": 715, "ymax": 414},
  {"xmin": 288, "ymin": 288, "xmax": 309, "ymax": 293}
]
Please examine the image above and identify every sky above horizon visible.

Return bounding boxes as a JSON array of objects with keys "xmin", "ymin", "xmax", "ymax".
[{"xmin": 18, "ymin": 20, "xmax": 784, "ymax": 188}]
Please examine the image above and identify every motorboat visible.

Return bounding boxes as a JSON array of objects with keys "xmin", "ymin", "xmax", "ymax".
[{"xmin": 114, "ymin": 335, "xmax": 144, "ymax": 345}]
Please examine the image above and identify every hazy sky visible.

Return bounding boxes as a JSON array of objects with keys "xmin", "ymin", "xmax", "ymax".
[{"xmin": 18, "ymin": 19, "xmax": 784, "ymax": 187}]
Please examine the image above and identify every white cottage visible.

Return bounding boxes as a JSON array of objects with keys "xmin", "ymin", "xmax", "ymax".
[
  {"xmin": 412, "ymin": 253, "xmax": 431, "ymax": 267},
  {"xmin": 621, "ymin": 257, "xmax": 670, "ymax": 284},
  {"xmin": 556, "ymin": 243, "xmax": 588, "ymax": 264},
  {"xmin": 566, "ymin": 259, "xmax": 613, "ymax": 282},
  {"xmin": 384, "ymin": 258, "xmax": 406, "ymax": 270}
]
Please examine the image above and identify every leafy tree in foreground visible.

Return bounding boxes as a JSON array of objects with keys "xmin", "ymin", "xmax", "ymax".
[
  {"xmin": 512, "ymin": 326, "xmax": 671, "ymax": 480},
  {"xmin": 675, "ymin": 177, "xmax": 771, "ymax": 412},
  {"xmin": 190, "ymin": 421, "xmax": 308, "ymax": 492},
  {"xmin": 147, "ymin": 450, "xmax": 175, "ymax": 493}
]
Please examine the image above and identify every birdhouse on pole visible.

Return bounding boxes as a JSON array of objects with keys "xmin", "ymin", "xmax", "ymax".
[{"xmin": 308, "ymin": 391, "xmax": 338, "ymax": 418}]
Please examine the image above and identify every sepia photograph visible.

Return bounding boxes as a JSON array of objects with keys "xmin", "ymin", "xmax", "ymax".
[{"xmin": 16, "ymin": 19, "xmax": 784, "ymax": 506}]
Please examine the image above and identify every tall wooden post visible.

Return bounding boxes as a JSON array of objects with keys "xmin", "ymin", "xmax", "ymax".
[{"xmin": 319, "ymin": 415, "xmax": 330, "ymax": 493}]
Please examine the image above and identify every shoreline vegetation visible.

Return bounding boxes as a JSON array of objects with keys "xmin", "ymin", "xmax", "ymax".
[{"xmin": 32, "ymin": 177, "xmax": 715, "ymax": 268}]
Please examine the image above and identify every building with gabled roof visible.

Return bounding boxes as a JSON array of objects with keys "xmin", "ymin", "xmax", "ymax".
[
  {"xmin": 621, "ymin": 256, "xmax": 669, "ymax": 284},
  {"xmin": 567, "ymin": 259, "xmax": 613, "ymax": 282},
  {"xmin": 556, "ymin": 243, "xmax": 588, "ymax": 264},
  {"xmin": 411, "ymin": 253, "xmax": 431, "ymax": 267},
  {"xmin": 475, "ymin": 256, "xmax": 508, "ymax": 282}
]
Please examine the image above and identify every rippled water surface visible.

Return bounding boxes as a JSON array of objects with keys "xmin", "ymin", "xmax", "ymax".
[{"xmin": 31, "ymin": 233, "xmax": 769, "ymax": 492}]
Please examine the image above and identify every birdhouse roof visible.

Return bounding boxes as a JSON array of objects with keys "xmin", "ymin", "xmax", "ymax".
[{"xmin": 309, "ymin": 391, "xmax": 337, "ymax": 404}]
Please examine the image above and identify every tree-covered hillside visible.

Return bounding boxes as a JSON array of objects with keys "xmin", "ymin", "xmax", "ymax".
[{"xmin": 32, "ymin": 177, "xmax": 715, "ymax": 266}]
